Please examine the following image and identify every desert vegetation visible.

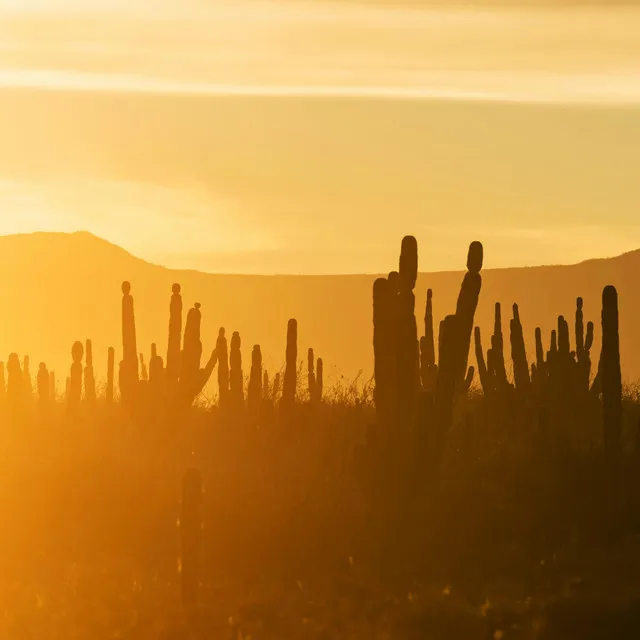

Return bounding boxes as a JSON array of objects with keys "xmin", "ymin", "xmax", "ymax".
[{"xmin": 1, "ymin": 237, "xmax": 640, "ymax": 639}]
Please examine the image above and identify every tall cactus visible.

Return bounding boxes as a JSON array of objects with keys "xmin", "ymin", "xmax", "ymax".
[
  {"xmin": 37, "ymin": 363, "xmax": 50, "ymax": 410},
  {"xmin": 120, "ymin": 281, "xmax": 139, "ymax": 406},
  {"xmin": 282, "ymin": 318, "xmax": 298, "ymax": 407},
  {"xmin": 149, "ymin": 343, "xmax": 164, "ymax": 385},
  {"xmin": 397, "ymin": 236, "xmax": 419, "ymax": 417},
  {"xmin": 601, "ymin": 285, "xmax": 622, "ymax": 465},
  {"xmin": 247, "ymin": 345, "xmax": 263, "ymax": 416},
  {"xmin": 180, "ymin": 468, "xmax": 203, "ymax": 608},
  {"xmin": 373, "ymin": 277, "xmax": 396, "ymax": 425},
  {"xmin": 139, "ymin": 353, "xmax": 149, "ymax": 383},
  {"xmin": 216, "ymin": 328, "xmax": 229, "ymax": 410},
  {"xmin": 510, "ymin": 303, "xmax": 530, "ymax": 391},
  {"xmin": 84, "ymin": 339, "xmax": 96, "ymax": 405},
  {"xmin": 68, "ymin": 341, "xmax": 84, "ymax": 413},
  {"xmin": 316, "ymin": 357, "xmax": 324, "ymax": 403},
  {"xmin": 229, "ymin": 331, "xmax": 244, "ymax": 412},
  {"xmin": 167, "ymin": 283, "xmax": 183, "ymax": 388},
  {"xmin": 307, "ymin": 348, "xmax": 316, "ymax": 400},
  {"xmin": 420, "ymin": 289, "xmax": 437, "ymax": 393},
  {"xmin": 106, "ymin": 347, "xmax": 115, "ymax": 404}
]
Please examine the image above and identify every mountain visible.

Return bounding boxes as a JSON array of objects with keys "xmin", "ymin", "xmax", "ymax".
[{"xmin": 1, "ymin": 231, "xmax": 639, "ymax": 395}]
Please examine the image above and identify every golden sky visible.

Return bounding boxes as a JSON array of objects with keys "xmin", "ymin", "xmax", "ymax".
[{"xmin": 1, "ymin": 1, "xmax": 640, "ymax": 273}]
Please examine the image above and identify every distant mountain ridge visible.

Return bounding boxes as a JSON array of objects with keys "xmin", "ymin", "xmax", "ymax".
[{"xmin": 1, "ymin": 231, "xmax": 639, "ymax": 392}]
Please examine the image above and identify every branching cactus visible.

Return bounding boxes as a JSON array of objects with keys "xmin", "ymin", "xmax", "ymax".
[
  {"xmin": 107, "ymin": 347, "xmax": 115, "ymax": 405},
  {"xmin": 474, "ymin": 326, "xmax": 493, "ymax": 396},
  {"xmin": 247, "ymin": 345, "xmax": 263, "ymax": 416},
  {"xmin": 166, "ymin": 283, "xmax": 183, "ymax": 388},
  {"xmin": 177, "ymin": 304, "xmax": 217, "ymax": 408},
  {"xmin": 216, "ymin": 328, "xmax": 229, "ymax": 410},
  {"xmin": 119, "ymin": 281, "xmax": 139, "ymax": 406},
  {"xmin": 282, "ymin": 319, "xmax": 298, "ymax": 407},
  {"xmin": 229, "ymin": 331, "xmax": 244, "ymax": 411},
  {"xmin": 601, "ymin": 285, "xmax": 622, "ymax": 465},
  {"xmin": 84, "ymin": 339, "xmax": 96, "ymax": 405},
  {"xmin": 37, "ymin": 363, "xmax": 50, "ymax": 410},
  {"xmin": 68, "ymin": 341, "xmax": 84, "ymax": 413},
  {"xmin": 180, "ymin": 468, "xmax": 203, "ymax": 608}
]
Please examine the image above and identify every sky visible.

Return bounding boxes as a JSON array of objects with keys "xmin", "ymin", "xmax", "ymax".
[{"xmin": 1, "ymin": 0, "xmax": 640, "ymax": 273}]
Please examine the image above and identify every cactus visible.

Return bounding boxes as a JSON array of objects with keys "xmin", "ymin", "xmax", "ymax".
[
  {"xmin": 229, "ymin": 331, "xmax": 244, "ymax": 411},
  {"xmin": 373, "ymin": 277, "xmax": 396, "ymax": 426},
  {"xmin": 119, "ymin": 281, "xmax": 139, "ymax": 406},
  {"xmin": 149, "ymin": 343, "xmax": 164, "ymax": 385},
  {"xmin": 139, "ymin": 353, "xmax": 149, "ymax": 382},
  {"xmin": 601, "ymin": 286, "xmax": 622, "ymax": 465},
  {"xmin": 510, "ymin": 304, "xmax": 530, "ymax": 391},
  {"xmin": 397, "ymin": 236, "xmax": 420, "ymax": 418},
  {"xmin": 177, "ymin": 304, "xmax": 217, "ymax": 408},
  {"xmin": 316, "ymin": 357, "xmax": 324, "ymax": 403},
  {"xmin": 68, "ymin": 341, "xmax": 84, "ymax": 413},
  {"xmin": 282, "ymin": 319, "xmax": 298, "ymax": 407},
  {"xmin": 180, "ymin": 468, "xmax": 203, "ymax": 608},
  {"xmin": 263, "ymin": 370, "xmax": 270, "ymax": 400},
  {"xmin": 107, "ymin": 347, "xmax": 115, "ymax": 404},
  {"xmin": 247, "ymin": 345, "xmax": 263, "ymax": 416},
  {"xmin": 491, "ymin": 303, "xmax": 509, "ymax": 389},
  {"xmin": 84, "ymin": 339, "xmax": 96, "ymax": 405},
  {"xmin": 308, "ymin": 348, "xmax": 316, "ymax": 400},
  {"xmin": 474, "ymin": 326, "xmax": 492, "ymax": 396},
  {"xmin": 37, "ymin": 363, "xmax": 50, "ymax": 410},
  {"xmin": 166, "ymin": 283, "xmax": 183, "ymax": 388},
  {"xmin": 420, "ymin": 289, "xmax": 437, "ymax": 393},
  {"xmin": 216, "ymin": 328, "xmax": 229, "ymax": 410}
]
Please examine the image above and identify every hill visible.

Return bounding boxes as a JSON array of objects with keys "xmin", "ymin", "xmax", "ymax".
[{"xmin": 1, "ymin": 231, "xmax": 639, "ymax": 392}]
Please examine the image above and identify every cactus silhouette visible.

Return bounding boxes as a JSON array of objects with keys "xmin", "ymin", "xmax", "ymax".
[
  {"xmin": 37, "ymin": 362, "xmax": 49, "ymax": 410},
  {"xmin": 84, "ymin": 339, "xmax": 96, "ymax": 405},
  {"xmin": 149, "ymin": 343, "xmax": 164, "ymax": 387},
  {"xmin": 262, "ymin": 370, "xmax": 270, "ymax": 400},
  {"xmin": 216, "ymin": 328, "xmax": 229, "ymax": 410},
  {"xmin": 510, "ymin": 304, "xmax": 530, "ymax": 391},
  {"xmin": 316, "ymin": 357, "xmax": 324, "ymax": 403},
  {"xmin": 180, "ymin": 468, "xmax": 203, "ymax": 608},
  {"xmin": 248, "ymin": 345, "xmax": 263, "ymax": 417},
  {"xmin": 420, "ymin": 289, "xmax": 437, "ymax": 393},
  {"xmin": 139, "ymin": 353, "xmax": 149, "ymax": 383},
  {"xmin": 166, "ymin": 283, "xmax": 183, "ymax": 388},
  {"xmin": 68, "ymin": 341, "xmax": 84, "ymax": 413},
  {"xmin": 601, "ymin": 286, "xmax": 622, "ymax": 467},
  {"xmin": 107, "ymin": 347, "xmax": 115, "ymax": 405},
  {"xmin": 177, "ymin": 303, "xmax": 217, "ymax": 408},
  {"xmin": 282, "ymin": 319, "xmax": 298, "ymax": 407},
  {"xmin": 308, "ymin": 348, "xmax": 316, "ymax": 401},
  {"xmin": 229, "ymin": 331, "xmax": 244, "ymax": 412},
  {"xmin": 119, "ymin": 281, "xmax": 139, "ymax": 406}
]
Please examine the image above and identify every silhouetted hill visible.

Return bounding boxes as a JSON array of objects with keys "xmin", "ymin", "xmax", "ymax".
[{"xmin": 1, "ymin": 231, "xmax": 640, "ymax": 393}]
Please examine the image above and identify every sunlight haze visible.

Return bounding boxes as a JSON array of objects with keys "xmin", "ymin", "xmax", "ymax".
[{"xmin": 1, "ymin": 0, "xmax": 639, "ymax": 272}]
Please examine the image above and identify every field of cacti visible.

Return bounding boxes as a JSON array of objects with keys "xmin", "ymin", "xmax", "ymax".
[{"xmin": 1, "ymin": 236, "xmax": 640, "ymax": 639}]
